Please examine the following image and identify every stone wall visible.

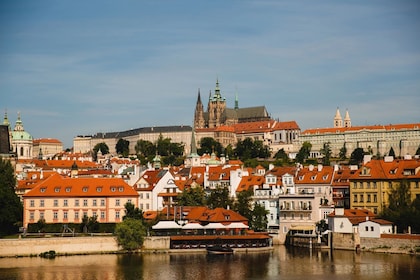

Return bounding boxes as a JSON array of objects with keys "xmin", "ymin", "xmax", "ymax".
[
  {"xmin": 0, "ymin": 236, "xmax": 171, "ymax": 257},
  {"xmin": 332, "ymin": 232, "xmax": 420, "ymax": 254}
]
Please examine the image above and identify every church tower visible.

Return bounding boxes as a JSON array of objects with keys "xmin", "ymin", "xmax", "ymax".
[
  {"xmin": 334, "ymin": 107, "xmax": 343, "ymax": 128},
  {"xmin": 207, "ymin": 79, "xmax": 226, "ymax": 128},
  {"xmin": 11, "ymin": 112, "xmax": 33, "ymax": 159},
  {"xmin": 344, "ymin": 109, "xmax": 351, "ymax": 128},
  {"xmin": 194, "ymin": 89, "xmax": 205, "ymax": 129}
]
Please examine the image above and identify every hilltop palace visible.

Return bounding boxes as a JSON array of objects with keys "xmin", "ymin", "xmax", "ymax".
[{"xmin": 1, "ymin": 80, "xmax": 418, "ymax": 159}]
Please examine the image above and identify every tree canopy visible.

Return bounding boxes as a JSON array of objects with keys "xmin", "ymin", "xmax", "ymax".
[
  {"xmin": 115, "ymin": 218, "xmax": 147, "ymax": 251},
  {"xmin": 295, "ymin": 141, "xmax": 312, "ymax": 164},
  {"xmin": 177, "ymin": 187, "xmax": 206, "ymax": 206},
  {"xmin": 349, "ymin": 148, "xmax": 365, "ymax": 166},
  {"xmin": 320, "ymin": 142, "xmax": 332, "ymax": 166},
  {"xmin": 379, "ymin": 180, "xmax": 420, "ymax": 233},
  {"xmin": 116, "ymin": 138, "xmax": 130, "ymax": 157},
  {"xmin": 206, "ymin": 186, "xmax": 233, "ymax": 209},
  {"xmin": 0, "ymin": 158, "xmax": 22, "ymax": 236},
  {"xmin": 123, "ymin": 202, "xmax": 143, "ymax": 220},
  {"xmin": 198, "ymin": 137, "xmax": 223, "ymax": 156},
  {"xmin": 234, "ymin": 137, "xmax": 271, "ymax": 161},
  {"xmin": 93, "ymin": 142, "xmax": 109, "ymax": 161}
]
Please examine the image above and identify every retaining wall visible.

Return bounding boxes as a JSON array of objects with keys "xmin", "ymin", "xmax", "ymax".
[{"xmin": 0, "ymin": 236, "xmax": 171, "ymax": 257}]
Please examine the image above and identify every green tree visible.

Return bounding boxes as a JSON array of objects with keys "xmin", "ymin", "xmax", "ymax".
[
  {"xmin": 320, "ymin": 142, "xmax": 332, "ymax": 166},
  {"xmin": 415, "ymin": 145, "xmax": 420, "ymax": 156},
  {"xmin": 295, "ymin": 141, "xmax": 312, "ymax": 164},
  {"xmin": 349, "ymin": 147, "xmax": 365, "ymax": 166},
  {"xmin": 80, "ymin": 215, "xmax": 99, "ymax": 233},
  {"xmin": 177, "ymin": 187, "xmax": 206, "ymax": 206},
  {"xmin": 250, "ymin": 203, "xmax": 269, "ymax": 232},
  {"xmin": 379, "ymin": 180, "xmax": 412, "ymax": 233},
  {"xmin": 0, "ymin": 157, "xmax": 22, "ymax": 236},
  {"xmin": 235, "ymin": 138, "xmax": 271, "ymax": 161},
  {"xmin": 388, "ymin": 147, "xmax": 396, "ymax": 157},
  {"xmin": 206, "ymin": 186, "xmax": 233, "ymax": 209},
  {"xmin": 93, "ymin": 142, "xmax": 109, "ymax": 161},
  {"xmin": 115, "ymin": 218, "xmax": 147, "ymax": 251},
  {"xmin": 198, "ymin": 137, "xmax": 223, "ymax": 156},
  {"xmin": 135, "ymin": 139, "xmax": 156, "ymax": 164},
  {"xmin": 116, "ymin": 138, "xmax": 130, "ymax": 157},
  {"xmin": 233, "ymin": 190, "xmax": 253, "ymax": 223},
  {"xmin": 339, "ymin": 144, "xmax": 347, "ymax": 160},
  {"xmin": 274, "ymin": 148, "xmax": 289, "ymax": 164},
  {"xmin": 123, "ymin": 202, "xmax": 143, "ymax": 220}
]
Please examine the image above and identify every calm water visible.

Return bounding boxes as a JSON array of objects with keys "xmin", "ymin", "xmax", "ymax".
[{"xmin": 0, "ymin": 246, "xmax": 419, "ymax": 280}]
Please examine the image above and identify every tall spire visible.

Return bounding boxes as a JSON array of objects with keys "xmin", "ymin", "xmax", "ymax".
[
  {"xmin": 234, "ymin": 87, "xmax": 239, "ymax": 110},
  {"xmin": 344, "ymin": 109, "xmax": 351, "ymax": 128},
  {"xmin": 14, "ymin": 111, "xmax": 24, "ymax": 132},
  {"xmin": 334, "ymin": 107, "xmax": 343, "ymax": 128}
]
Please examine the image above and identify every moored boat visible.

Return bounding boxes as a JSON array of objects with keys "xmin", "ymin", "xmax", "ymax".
[{"xmin": 206, "ymin": 245, "xmax": 234, "ymax": 255}]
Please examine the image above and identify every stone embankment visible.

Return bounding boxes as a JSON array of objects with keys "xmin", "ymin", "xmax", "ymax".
[{"xmin": 332, "ymin": 232, "xmax": 420, "ymax": 254}]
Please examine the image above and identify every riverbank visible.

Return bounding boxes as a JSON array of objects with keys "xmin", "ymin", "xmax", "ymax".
[{"xmin": 0, "ymin": 236, "xmax": 274, "ymax": 258}]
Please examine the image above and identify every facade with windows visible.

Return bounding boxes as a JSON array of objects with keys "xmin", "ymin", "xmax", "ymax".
[
  {"xmin": 349, "ymin": 156, "xmax": 420, "ymax": 214},
  {"xmin": 23, "ymin": 173, "xmax": 138, "ymax": 227}
]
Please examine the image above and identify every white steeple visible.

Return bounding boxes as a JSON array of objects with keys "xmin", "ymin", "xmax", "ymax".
[{"xmin": 334, "ymin": 107, "xmax": 343, "ymax": 128}]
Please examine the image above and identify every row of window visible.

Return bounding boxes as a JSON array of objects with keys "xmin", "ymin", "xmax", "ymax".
[
  {"xmin": 40, "ymin": 186, "xmax": 126, "ymax": 193},
  {"xmin": 353, "ymin": 193, "xmax": 378, "ymax": 203},
  {"xmin": 281, "ymin": 213, "xmax": 311, "ymax": 220},
  {"xmin": 29, "ymin": 199, "xmax": 131, "ymax": 208},
  {"xmin": 29, "ymin": 210, "xmax": 122, "ymax": 221}
]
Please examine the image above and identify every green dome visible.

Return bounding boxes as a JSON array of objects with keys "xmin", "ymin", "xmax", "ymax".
[{"xmin": 11, "ymin": 130, "xmax": 33, "ymax": 141}]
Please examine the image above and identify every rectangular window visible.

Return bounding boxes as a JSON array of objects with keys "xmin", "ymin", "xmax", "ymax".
[
  {"xmin": 83, "ymin": 212, "xmax": 88, "ymax": 218},
  {"xmin": 146, "ymin": 193, "xmax": 150, "ymax": 199},
  {"xmin": 54, "ymin": 200, "xmax": 58, "ymax": 207},
  {"xmin": 93, "ymin": 199, "xmax": 97, "ymax": 207},
  {"xmin": 360, "ymin": 194, "xmax": 364, "ymax": 203},
  {"xmin": 30, "ymin": 212, "xmax": 34, "ymax": 220},
  {"xmin": 30, "ymin": 200, "xmax": 34, "ymax": 207},
  {"xmin": 365, "ymin": 226, "xmax": 368, "ymax": 231},
  {"xmin": 83, "ymin": 199, "xmax": 88, "ymax": 206},
  {"xmin": 101, "ymin": 199, "xmax": 105, "ymax": 206},
  {"xmin": 116, "ymin": 199, "xmax": 120, "ymax": 206},
  {"xmin": 367, "ymin": 194, "xmax": 371, "ymax": 203},
  {"xmin": 75, "ymin": 199, "xmax": 79, "ymax": 207},
  {"xmin": 116, "ymin": 211, "xmax": 120, "ymax": 219},
  {"xmin": 374, "ymin": 194, "xmax": 377, "ymax": 203},
  {"xmin": 53, "ymin": 211, "xmax": 58, "ymax": 219},
  {"xmin": 146, "ymin": 203, "xmax": 150, "ymax": 209},
  {"xmin": 353, "ymin": 194, "xmax": 358, "ymax": 203},
  {"xmin": 64, "ymin": 199, "xmax": 68, "ymax": 207},
  {"xmin": 40, "ymin": 212, "xmax": 44, "ymax": 220},
  {"xmin": 371, "ymin": 226, "xmax": 374, "ymax": 231},
  {"xmin": 101, "ymin": 211, "xmax": 105, "ymax": 219},
  {"xmin": 63, "ymin": 211, "xmax": 68, "ymax": 220},
  {"xmin": 140, "ymin": 193, "xmax": 143, "ymax": 199},
  {"xmin": 75, "ymin": 211, "xmax": 79, "ymax": 219},
  {"xmin": 40, "ymin": 200, "xmax": 44, "ymax": 207}
]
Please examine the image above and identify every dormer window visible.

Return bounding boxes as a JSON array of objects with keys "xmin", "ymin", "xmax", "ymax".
[
  {"xmin": 82, "ymin": 187, "xmax": 88, "ymax": 192},
  {"xmin": 65, "ymin": 187, "xmax": 71, "ymax": 192},
  {"xmin": 225, "ymin": 215, "xmax": 230, "ymax": 220},
  {"xmin": 40, "ymin": 187, "xmax": 46, "ymax": 193},
  {"xmin": 96, "ymin": 187, "xmax": 102, "ymax": 192},
  {"xmin": 111, "ymin": 187, "xmax": 116, "ymax": 192},
  {"xmin": 119, "ymin": 187, "xmax": 124, "ymax": 192},
  {"xmin": 54, "ymin": 187, "xmax": 61, "ymax": 193}
]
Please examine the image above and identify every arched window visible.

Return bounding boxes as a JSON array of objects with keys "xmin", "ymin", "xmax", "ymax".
[{"xmin": 20, "ymin": 147, "xmax": 24, "ymax": 156}]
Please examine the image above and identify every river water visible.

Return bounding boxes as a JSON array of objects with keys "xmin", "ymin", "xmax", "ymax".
[{"xmin": 0, "ymin": 246, "xmax": 419, "ymax": 280}]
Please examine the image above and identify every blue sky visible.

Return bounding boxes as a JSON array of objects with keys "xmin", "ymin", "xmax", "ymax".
[{"xmin": 1, "ymin": 0, "xmax": 419, "ymax": 148}]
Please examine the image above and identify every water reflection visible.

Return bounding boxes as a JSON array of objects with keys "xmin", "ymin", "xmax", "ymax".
[{"xmin": 0, "ymin": 246, "xmax": 419, "ymax": 280}]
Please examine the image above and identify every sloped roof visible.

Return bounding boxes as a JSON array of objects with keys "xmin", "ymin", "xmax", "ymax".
[
  {"xmin": 23, "ymin": 173, "xmax": 138, "ymax": 198},
  {"xmin": 236, "ymin": 175, "xmax": 264, "ymax": 192},
  {"xmin": 351, "ymin": 158, "xmax": 420, "ymax": 181},
  {"xmin": 186, "ymin": 207, "xmax": 248, "ymax": 224}
]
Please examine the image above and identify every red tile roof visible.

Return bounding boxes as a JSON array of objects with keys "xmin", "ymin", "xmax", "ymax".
[
  {"xmin": 302, "ymin": 123, "xmax": 420, "ymax": 135},
  {"xmin": 23, "ymin": 173, "xmax": 138, "ymax": 198}
]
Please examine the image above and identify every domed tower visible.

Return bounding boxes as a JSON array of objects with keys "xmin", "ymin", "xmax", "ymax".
[
  {"xmin": 207, "ymin": 79, "xmax": 226, "ymax": 128},
  {"xmin": 11, "ymin": 112, "xmax": 33, "ymax": 159},
  {"xmin": 333, "ymin": 107, "xmax": 343, "ymax": 128}
]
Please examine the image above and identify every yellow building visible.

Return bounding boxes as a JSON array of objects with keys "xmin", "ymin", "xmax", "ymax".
[
  {"xmin": 350, "ymin": 156, "xmax": 420, "ymax": 214},
  {"xmin": 23, "ymin": 173, "xmax": 138, "ymax": 227}
]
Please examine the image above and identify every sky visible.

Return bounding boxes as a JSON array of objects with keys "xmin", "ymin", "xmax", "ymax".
[{"xmin": 1, "ymin": 0, "xmax": 419, "ymax": 149}]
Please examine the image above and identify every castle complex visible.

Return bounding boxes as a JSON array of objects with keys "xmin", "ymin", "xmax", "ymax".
[{"xmin": 193, "ymin": 79, "xmax": 271, "ymax": 129}]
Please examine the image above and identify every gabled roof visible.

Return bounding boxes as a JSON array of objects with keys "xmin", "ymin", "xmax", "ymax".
[
  {"xmin": 295, "ymin": 166, "xmax": 334, "ymax": 185},
  {"xmin": 186, "ymin": 207, "xmax": 248, "ymax": 224},
  {"xmin": 351, "ymin": 158, "xmax": 420, "ymax": 181},
  {"xmin": 236, "ymin": 175, "xmax": 264, "ymax": 192},
  {"xmin": 23, "ymin": 173, "xmax": 138, "ymax": 198}
]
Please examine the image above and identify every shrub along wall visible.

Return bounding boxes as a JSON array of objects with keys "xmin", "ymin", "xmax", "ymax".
[{"xmin": 27, "ymin": 223, "xmax": 116, "ymax": 234}]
